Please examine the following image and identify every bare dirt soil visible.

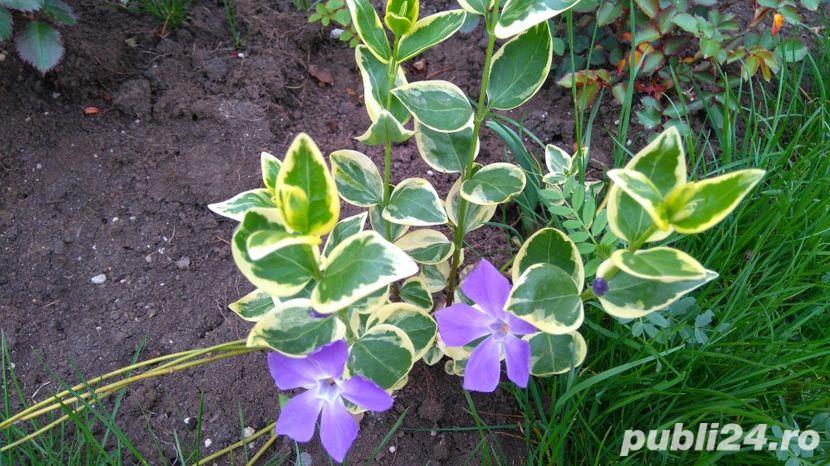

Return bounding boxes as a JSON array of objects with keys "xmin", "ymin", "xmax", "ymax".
[{"xmin": 0, "ymin": 1, "xmax": 620, "ymax": 463}]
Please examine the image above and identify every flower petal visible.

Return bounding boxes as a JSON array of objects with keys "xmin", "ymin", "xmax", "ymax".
[
  {"xmin": 320, "ymin": 398, "xmax": 358, "ymax": 463},
  {"xmin": 506, "ymin": 313, "xmax": 537, "ymax": 335},
  {"xmin": 274, "ymin": 390, "xmax": 323, "ymax": 442},
  {"xmin": 308, "ymin": 340, "xmax": 349, "ymax": 379},
  {"xmin": 463, "ymin": 336, "xmax": 502, "ymax": 392},
  {"xmin": 341, "ymin": 376, "xmax": 393, "ymax": 412},
  {"xmin": 435, "ymin": 303, "xmax": 494, "ymax": 346},
  {"xmin": 267, "ymin": 352, "xmax": 320, "ymax": 390},
  {"xmin": 503, "ymin": 335, "xmax": 531, "ymax": 388},
  {"xmin": 461, "ymin": 260, "xmax": 511, "ymax": 317}
]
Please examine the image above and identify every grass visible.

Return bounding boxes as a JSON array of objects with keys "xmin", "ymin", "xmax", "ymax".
[{"xmin": 133, "ymin": 0, "xmax": 192, "ymax": 36}]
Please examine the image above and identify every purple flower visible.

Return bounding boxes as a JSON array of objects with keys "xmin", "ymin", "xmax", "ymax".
[
  {"xmin": 268, "ymin": 340, "xmax": 393, "ymax": 462},
  {"xmin": 435, "ymin": 260, "xmax": 537, "ymax": 392}
]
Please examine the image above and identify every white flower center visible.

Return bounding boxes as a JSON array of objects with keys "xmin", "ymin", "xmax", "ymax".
[
  {"xmin": 490, "ymin": 320, "xmax": 510, "ymax": 339},
  {"xmin": 315, "ymin": 377, "xmax": 342, "ymax": 404}
]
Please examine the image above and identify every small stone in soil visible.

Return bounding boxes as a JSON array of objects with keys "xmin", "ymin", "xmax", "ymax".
[
  {"xmin": 90, "ymin": 274, "xmax": 107, "ymax": 284},
  {"xmin": 204, "ymin": 438, "xmax": 212, "ymax": 448},
  {"xmin": 244, "ymin": 426, "xmax": 255, "ymax": 438},
  {"xmin": 175, "ymin": 256, "xmax": 191, "ymax": 269}
]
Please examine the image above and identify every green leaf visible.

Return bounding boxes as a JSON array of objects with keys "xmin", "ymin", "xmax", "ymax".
[
  {"xmin": 0, "ymin": 0, "xmax": 43, "ymax": 12},
  {"xmin": 391, "ymin": 80, "xmax": 473, "ymax": 133},
  {"xmin": 369, "ymin": 205, "xmax": 409, "ymax": 241},
  {"xmin": 368, "ymin": 303, "xmax": 437, "ymax": 358},
  {"xmin": 323, "ymin": 212, "xmax": 367, "ymax": 256},
  {"xmin": 398, "ymin": 277, "xmax": 434, "ymax": 310},
  {"xmin": 460, "ymin": 162, "xmax": 527, "ymax": 205},
  {"xmin": 247, "ymin": 299, "xmax": 346, "ymax": 356},
  {"xmin": 396, "ymin": 10, "xmax": 467, "ymax": 61},
  {"xmin": 355, "ymin": 45, "xmax": 409, "ymax": 123},
  {"xmin": 672, "ymin": 13, "xmax": 699, "ymax": 34},
  {"xmin": 776, "ymin": 39, "xmax": 808, "ymax": 63},
  {"xmin": 330, "ymin": 149, "xmax": 384, "ymax": 207},
  {"xmin": 596, "ymin": 259, "xmax": 718, "ymax": 318},
  {"xmin": 42, "ymin": 0, "xmax": 76, "ymax": 25},
  {"xmin": 607, "ymin": 126, "xmax": 686, "ymax": 243},
  {"xmin": 495, "ymin": 0, "xmax": 579, "ymax": 38},
  {"xmin": 421, "ymin": 259, "xmax": 451, "ymax": 293},
  {"xmin": 506, "ymin": 263, "xmax": 583, "ymax": 334},
  {"xmin": 356, "ymin": 110, "xmax": 415, "ymax": 146},
  {"xmin": 526, "ymin": 331, "xmax": 587, "ymax": 377},
  {"xmin": 457, "ymin": 0, "xmax": 491, "ymax": 15},
  {"xmin": 544, "ymin": 144, "xmax": 573, "ymax": 183},
  {"xmin": 667, "ymin": 169, "xmax": 765, "ymax": 234},
  {"xmin": 596, "ymin": 1, "xmax": 622, "ymax": 26},
  {"xmin": 383, "ymin": 178, "xmax": 448, "ymax": 226},
  {"xmin": 384, "ymin": 0, "xmax": 418, "ymax": 36},
  {"xmin": 345, "ymin": 0, "xmax": 391, "ymax": 61},
  {"xmin": 607, "ymin": 168, "xmax": 671, "ymax": 231},
  {"xmin": 634, "ymin": 0, "xmax": 658, "ymax": 18},
  {"xmin": 611, "ymin": 247, "xmax": 711, "ymax": 283},
  {"xmin": 414, "ymin": 122, "xmax": 477, "ymax": 174},
  {"xmin": 260, "ymin": 152, "xmax": 281, "ymax": 193},
  {"xmin": 312, "ymin": 231, "xmax": 418, "ymax": 312},
  {"xmin": 232, "ymin": 209, "xmax": 320, "ymax": 297},
  {"xmin": 277, "ymin": 133, "xmax": 339, "ymax": 236},
  {"xmin": 246, "ymin": 229, "xmax": 321, "ymax": 261},
  {"xmin": 208, "ymin": 188, "xmax": 274, "ymax": 221},
  {"xmin": 347, "ymin": 323, "xmax": 415, "ymax": 389},
  {"xmin": 228, "ymin": 289, "xmax": 277, "ymax": 322},
  {"xmin": 14, "ymin": 21, "xmax": 63, "ymax": 73},
  {"xmin": 445, "ymin": 177, "xmax": 496, "ymax": 234},
  {"xmin": 487, "ymin": 21, "xmax": 552, "ymax": 110},
  {"xmin": 512, "ymin": 228, "xmax": 583, "ymax": 290},
  {"xmin": 0, "ymin": 8, "xmax": 12, "ymax": 41},
  {"xmin": 394, "ymin": 229, "xmax": 454, "ymax": 264}
]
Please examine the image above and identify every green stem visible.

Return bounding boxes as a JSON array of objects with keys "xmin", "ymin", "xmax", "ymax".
[
  {"xmin": 445, "ymin": 0, "xmax": 500, "ymax": 303},
  {"xmin": 381, "ymin": 39, "xmax": 400, "ymax": 241}
]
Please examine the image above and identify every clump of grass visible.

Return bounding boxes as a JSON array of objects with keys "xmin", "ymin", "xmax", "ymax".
[{"xmin": 134, "ymin": 0, "xmax": 192, "ymax": 36}]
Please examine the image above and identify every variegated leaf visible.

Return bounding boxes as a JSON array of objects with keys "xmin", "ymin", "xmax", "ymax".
[
  {"xmin": 384, "ymin": 0, "xmax": 418, "ymax": 36},
  {"xmin": 414, "ymin": 121, "xmax": 478, "ymax": 174},
  {"xmin": 355, "ymin": 45, "xmax": 409, "ymax": 123},
  {"xmin": 330, "ymin": 149, "xmax": 384, "ymax": 207},
  {"xmin": 384, "ymin": 178, "xmax": 448, "ymax": 226},
  {"xmin": 394, "ymin": 229, "xmax": 454, "ymax": 264},
  {"xmin": 495, "ymin": 0, "xmax": 580, "ymax": 38},
  {"xmin": 228, "ymin": 289, "xmax": 278, "ymax": 322},
  {"xmin": 445, "ymin": 177, "xmax": 497, "ymax": 234},
  {"xmin": 506, "ymin": 263, "xmax": 583, "ymax": 334},
  {"xmin": 350, "ymin": 285, "xmax": 390, "ymax": 314},
  {"xmin": 391, "ymin": 80, "xmax": 473, "ymax": 133},
  {"xmin": 457, "ymin": 0, "xmax": 491, "ymax": 15},
  {"xmin": 345, "ymin": 0, "xmax": 391, "ymax": 62},
  {"xmin": 232, "ymin": 209, "xmax": 320, "ymax": 297},
  {"xmin": 356, "ymin": 110, "xmax": 415, "ymax": 146},
  {"xmin": 543, "ymin": 144, "xmax": 573, "ymax": 184},
  {"xmin": 247, "ymin": 299, "xmax": 346, "ymax": 356},
  {"xmin": 323, "ymin": 212, "xmax": 368, "ymax": 257},
  {"xmin": 369, "ymin": 205, "xmax": 409, "ymax": 241},
  {"xmin": 246, "ymin": 229, "xmax": 321, "ymax": 261},
  {"xmin": 347, "ymin": 323, "xmax": 415, "ymax": 389},
  {"xmin": 312, "ymin": 231, "xmax": 418, "ymax": 312},
  {"xmin": 460, "ymin": 162, "xmax": 527, "ymax": 205},
  {"xmin": 487, "ymin": 21, "xmax": 552, "ymax": 110},
  {"xmin": 611, "ymin": 247, "xmax": 711, "ymax": 282},
  {"xmin": 421, "ymin": 259, "xmax": 451, "ymax": 293},
  {"xmin": 512, "ymin": 228, "xmax": 583, "ymax": 291},
  {"xmin": 607, "ymin": 168, "xmax": 670, "ymax": 231},
  {"xmin": 596, "ymin": 259, "xmax": 718, "ymax": 319},
  {"xmin": 397, "ymin": 10, "xmax": 467, "ymax": 62},
  {"xmin": 526, "ymin": 331, "xmax": 587, "ymax": 377},
  {"xmin": 368, "ymin": 303, "xmax": 437, "ymax": 358},
  {"xmin": 208, "ymin": 188, "xmax": 274, "ymax": 221},
  {"xmin": 277, "ymin": 133, "xmax": 339, "ymax": 236},
  {"xmin": 398, "ymin": 277, "xmax": 434, "ymax": 310},
  {"xmin": 261, "ymin": 152, "xmax": 281, "ymax": 193}
]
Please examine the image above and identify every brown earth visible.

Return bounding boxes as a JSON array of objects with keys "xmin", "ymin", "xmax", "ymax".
[{"xmin": 1, "ymin": 0, "xmax": 630, "ymax": 464}]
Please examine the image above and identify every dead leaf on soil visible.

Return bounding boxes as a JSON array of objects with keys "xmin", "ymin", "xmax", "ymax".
[
  {"xmin": 83, "ymin": 106, "xmax": 101, "ymax": 115},
  {"xmin": 308, "ymin": 64, "xmax": 334, "ymax": 86}
]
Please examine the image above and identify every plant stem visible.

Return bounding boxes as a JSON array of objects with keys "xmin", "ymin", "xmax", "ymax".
[
  {"xmin": 445, "ymin": 0, "xmax": 500, "ymax": 303},
  {"xmin": 381, "ymin": 39, "xmax": 401, "ymax": 242},
  {"xmin": 195, "ymin": 422, "xmax": 276, "ymax": 465},
  {"xmin": 580, "ymin": 225, "xmax": 658, "ymax": 301}
]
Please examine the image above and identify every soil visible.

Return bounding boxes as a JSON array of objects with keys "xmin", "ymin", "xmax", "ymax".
[{"xmin": 0, "ymin": 1, "xmax": 623, "ymax": 464}]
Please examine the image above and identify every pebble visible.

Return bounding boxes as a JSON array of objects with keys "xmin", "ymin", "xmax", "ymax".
[
  {"xmin": 90, "ymin": 274, "xmax": 107, "ymax": 284},
  {"xmin": 243, "ymin": 426, "xmax": 255, "ymax": 438},
  {"xmin": 175, "ymin": 256, "xmax": 191, "ymax": 270},
  {"xmin": 330, "ymin": 28, "xmax": 345, "ymax": 39},
  {"xmin": 388, "ymin": 446, "xmax": 396, "ymax": 453},
  {"xmin": 204, "ymin": 438, "xmax": 213, "ymax": 448}
]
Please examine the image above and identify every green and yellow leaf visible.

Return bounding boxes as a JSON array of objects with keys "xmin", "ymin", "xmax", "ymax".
[
  {"xmin": 330, "ymin": 149, "xmax": 384, "ymax": 207},
  {"xmin": 611, "ymin": 247, "xmax": 711, "ymax": 282},
  {"xmin": 596, "ymin": 259, "xmax": 718, "ymax": 319},
  {"xmin": 607, "ymin": 168, "xmax": 670, "ymax": 231},
  {"xmin": 277, "ymin": 133, "xmax": 339, "ymax": 236},
  {"xmin": 208, "ymin": 188, "xmax": 274, "ymax": 221},
  {"xmin": 511, "ymin": 228, "xmax": 584, "ymax": 291},
  {"xmin": 347, "ymin": 323, "xmax": 415, "ymax": 389},
  {"xmin": 391, "ymin": 80, "xmax": 473, "ymax": 133},
  {"xmin": 506, "ymin": 263, "xmax": 583, "ymax": 334},
  {"xmin": 421, "ymin": 259, "xmax": 451, "ymax": 293},
  {"xmin": 495, "ymin": 0, "xmax": 580, "ymax": 38},
  {"xmin": 445, "ymin": 177, "xmax": 497, "ymax": 234},
  {"xmin": 397, "ymin": 10, "xmax": 467, "ymax": 62},
  {"xmin": 312, "ymin": 231, "xmax": 418, "ymax": 312},
  {"xmin": 394, "ymin": 229, "xmax": 454, "ymax": 264},
  {"xmin": 261, "ymin": 152, "xmax": 281, "ymax": 193},
  {"xmin": 414, "ymin": 122, "xmax": 478, "ymax": 174},
  {"xmin": 384, "ymin": 0, "xmax": 418, "ymax": 36},
  {"xmin": 247, "ymin": 299, "xmax": 346, "ymax": 356},
  {"xmin": 346, "ymin": 0, "xmax": 391, "ymax": 62},
  {"xmin": 487, "ymin": 21, "xmax": 552, "ymax": 110},
  {"xmin": 543, "ymin": 144, "xmax": 573, "ymax": 184},
  {"xmin": 368, "ymin": 303, "xmax": 437, "ymax": 359},
  {"xmin": 398, "ymin": 277, "xmax": 434, "ymax": 310},
  {"xmin": 356, "ymin": 110, "xmax": 415, "ymax": 146},
  {"xmin": 355, "ymin": 45, "xmax": 408, "ymax": 123},
  {"xmin": 246, "ymin": 228, "xmax": 321, "ymax": 261},
  {"xmin": 457, "ymin": 0, "xmax": 491, "ymax": 15},
  {"xmin": 323, "ymin": 212, "xmax": 368, "ymax": 257},
  {"xmin": 383, "ymin": 178, "xmax": 448, "ymax": 226},
  {"xmin": 228, "ymin": 289, "xmax": 278, "ymax": 322},
  {"xmin": 526, "ymin": 331, "xmax": 587, "ymax": 377},
  {"xmin": 460, "ymin": 162, "xmax": 527, "ymax": 205}
]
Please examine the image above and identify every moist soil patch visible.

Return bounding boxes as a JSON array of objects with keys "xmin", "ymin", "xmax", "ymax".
[{"xmin": 1, "ymin": 1, "xmax": 651, "ymax": 463}]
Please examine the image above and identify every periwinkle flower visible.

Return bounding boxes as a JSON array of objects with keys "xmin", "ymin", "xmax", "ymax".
[
  {"xmin": 268, "ymin": 340, "xmax": 393, "ymax": 462},
  {"xmin": 435, "ymin": 260, "xmax": 537, "ymax": 392}
]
